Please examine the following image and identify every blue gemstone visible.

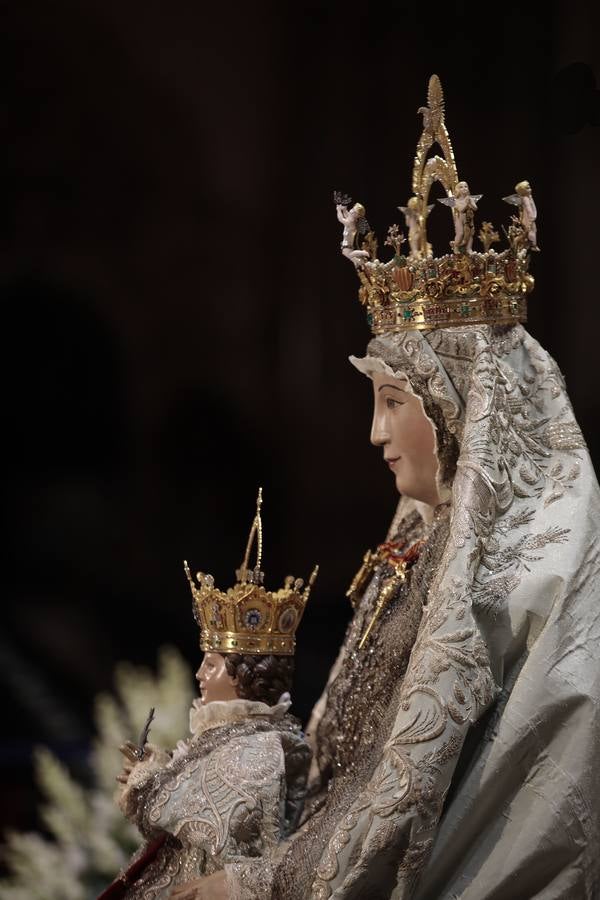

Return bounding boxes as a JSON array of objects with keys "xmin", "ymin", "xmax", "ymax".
[{"xmin": 245, "ymin": 608, "xmax": 262, "ymax": 629}]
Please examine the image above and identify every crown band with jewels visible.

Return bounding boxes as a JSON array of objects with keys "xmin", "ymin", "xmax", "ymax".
[
  {"xmin": 334, "ymin": 75, "xmax": 537, "ymax": 334},
  {"xmin": 184, "ymin": 488, "xmax": 318, "ymax": 656}
]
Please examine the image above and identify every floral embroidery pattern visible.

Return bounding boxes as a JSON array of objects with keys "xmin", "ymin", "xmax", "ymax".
[{"xmin": 308, "ymin": 325, "xmax": 585, "ymax": 898}]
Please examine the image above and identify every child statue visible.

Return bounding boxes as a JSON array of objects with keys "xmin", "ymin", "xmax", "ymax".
[{"xmin": 99, "ymin": 490, "xmax": 315, "ymax": 900}]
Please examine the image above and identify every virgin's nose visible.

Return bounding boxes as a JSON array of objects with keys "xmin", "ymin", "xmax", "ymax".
[{"xmin": 370, "ymin": 410, "xmax": 390, "ymax": 447}]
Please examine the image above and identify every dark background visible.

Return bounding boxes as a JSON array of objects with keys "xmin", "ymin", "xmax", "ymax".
[{"xmin": 2, "ymin": 0, "xmax": 599, "ymax": 835}]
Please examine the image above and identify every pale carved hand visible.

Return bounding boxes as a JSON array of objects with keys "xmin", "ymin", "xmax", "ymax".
[
  {"xmin": 169, "ymin": 871, "xmax": 228, "ymax": 899},
  {"xmin": 115, "ymin": 740, "xmax": 151, "ymax": 785}
]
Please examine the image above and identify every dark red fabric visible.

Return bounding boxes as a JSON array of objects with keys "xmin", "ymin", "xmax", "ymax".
[{"xmin": 96, "ymin": 834, "xmax": 167, "ymax": 900}]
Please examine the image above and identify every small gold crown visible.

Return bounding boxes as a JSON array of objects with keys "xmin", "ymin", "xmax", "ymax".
[
  {"xmin": 184, "ymin": 489, "xmax": 318, "ymax": 656},
  {"xmin": 334, "ymin": 75, "xmax": 537, "ymax": 334}
]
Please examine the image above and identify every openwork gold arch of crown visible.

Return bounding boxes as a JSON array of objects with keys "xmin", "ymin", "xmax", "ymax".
[
  {"xmin": 183, "ymin": 489, "xmax": 318, "ymax": 656},
  {"xmin": 412, "ymin": 74, "xmax": 459, "ymax": 255},
  {"xmin": 334, "ymin": 74, "xmax": 537, "ymax": 334}
]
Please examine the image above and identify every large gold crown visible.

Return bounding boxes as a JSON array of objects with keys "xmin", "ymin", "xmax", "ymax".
[
  {"xmin": 184, "ymin": 489, "xmax": 317, "ymax": 656},
  {"xmin": 334, "ymin": 75, "xmax": 537, "ymax": 334}
]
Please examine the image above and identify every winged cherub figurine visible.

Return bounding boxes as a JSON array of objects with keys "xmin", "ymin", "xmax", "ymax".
[
  {"xmin": 334, "ymin": 191, "xmax": 371, "ymax": 267},
  {"xmin": 438, "ymin": 180, "xmax": 482, "ymax": 254},
  {"xmin": 398, "ymin": 195, "xmax": 434, "ymax": 258},
  {"xmin": 503, "ymin": 179, "xmax": 539, "ymax": 250}
]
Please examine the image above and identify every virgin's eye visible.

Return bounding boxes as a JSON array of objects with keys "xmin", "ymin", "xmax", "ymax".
[{"xmin": 386, "ymin": 397, "xmax": 404, "ymax": 409}]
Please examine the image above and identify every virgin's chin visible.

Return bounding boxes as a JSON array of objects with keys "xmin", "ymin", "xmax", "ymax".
[
  {"xmin": 394, "ymin": 474, "xmax": 406, "ymax": 496},
  {"xmin": 395, "ymin": 473, "xmax": 414, "ymax": 498},
  {"xmin": 395, "ymin": 476, "xmax": 428, "ymax": 505}
]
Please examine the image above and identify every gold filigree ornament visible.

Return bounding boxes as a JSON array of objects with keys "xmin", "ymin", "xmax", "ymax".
[
  {"xmin": 184, "ymin": 488, "xmax": 318, "ymax": 655},
  {"xmin": 347, "ymin": 539, "xmax": 425, "ymax": 650},
  {"xmin": 335, "ymin": 75, "xmax": 537, "ymax": 334}
]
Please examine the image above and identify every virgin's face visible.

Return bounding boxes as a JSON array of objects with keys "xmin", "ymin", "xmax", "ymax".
[
  {"xmin": 370, "ymin": 371, "xmax": 442, "ymax": 507},
  {"xmin": 196, "ymin": 652, "xmax": 239, "ymax": 705}
]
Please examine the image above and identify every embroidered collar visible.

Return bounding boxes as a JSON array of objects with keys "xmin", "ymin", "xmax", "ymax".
[
  {"xmin": 170, "ymin": 693, "xmax": 292, "ymax": 764},
  {"xmin": 189, "ymin": 693, "xmax": 291, "ymax": 737}
]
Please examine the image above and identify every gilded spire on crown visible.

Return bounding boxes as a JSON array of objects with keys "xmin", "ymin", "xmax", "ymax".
[
  {"xmin": 333, "ymin": 74, "xmax": 536, "ymax": 334},
  {"xmin": 184, "ymin": 489, "xmax": 318, "ymax": 656}
]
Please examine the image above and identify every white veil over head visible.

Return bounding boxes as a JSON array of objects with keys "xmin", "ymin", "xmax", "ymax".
[{"xmin": 324, "ymin": 323, "xmax": 600, "ymax": 899}]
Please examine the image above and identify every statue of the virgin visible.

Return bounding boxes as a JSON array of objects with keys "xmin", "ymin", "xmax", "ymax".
[{"xmin": 179, "ymin": 75, "xmax": 600, "ymax": 900}]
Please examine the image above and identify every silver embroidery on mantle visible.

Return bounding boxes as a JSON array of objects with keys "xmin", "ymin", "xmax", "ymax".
[
  {"xmin": 305, "ymin": 324, "xmax": 594, "ymax": 899},
  {"xmin": 119, "ymin": 714, "xmax": 310, "ymax": 899},
  {"xmin": 228, "ymin": 322, "xmax": 600, "ymax": 899}
]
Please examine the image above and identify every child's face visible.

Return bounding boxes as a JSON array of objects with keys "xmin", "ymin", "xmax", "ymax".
[{"xmin": 196, "ymin": 652, "xmax": 239, "ymax": 705}]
